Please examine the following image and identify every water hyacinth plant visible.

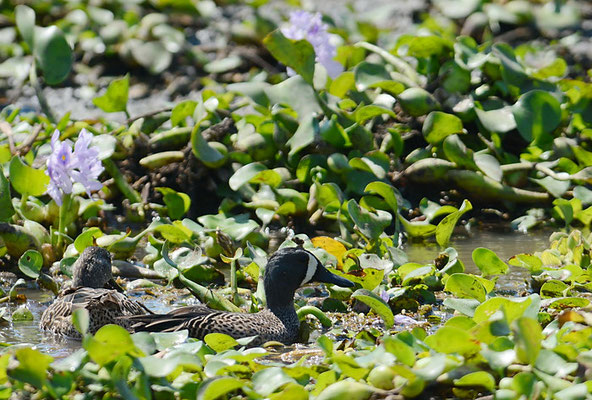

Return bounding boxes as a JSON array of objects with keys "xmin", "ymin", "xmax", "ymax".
[
  {"xmin": 281, "ymin": 10, "xmax": 343, "ymax": 78},
  {"xmin": 45, "ymin": 129, "xmax": 104, "ymax": 251}
]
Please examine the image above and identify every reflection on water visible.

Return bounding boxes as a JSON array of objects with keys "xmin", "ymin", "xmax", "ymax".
[
  {"xmin": 0, "ymin": 227, "xmax": 554, "ymax": 357},
  {"xmin": 405, "ymin": 225, "xmax": 552, "ymax": 292}
]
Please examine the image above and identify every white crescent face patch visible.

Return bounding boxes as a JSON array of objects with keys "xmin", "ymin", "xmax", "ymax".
[{"xmin": 301, "ymin": 253, "xmax": 318, "ymax": 285}]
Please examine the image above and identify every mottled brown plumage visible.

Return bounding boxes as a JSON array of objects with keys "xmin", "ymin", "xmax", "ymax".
[
  {"xmin": 128, "ymin": 247, "xmax": 354, "ymax": 345},
  {"xmin": 39, "ymin": 246, "xmax": 151, "ymax": 339}
]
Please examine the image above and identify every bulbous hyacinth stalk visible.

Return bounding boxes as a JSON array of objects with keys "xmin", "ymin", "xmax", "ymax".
[
  {"xmin": 45, "ymin": 129, "xmax": 104, "ymax": 205},
  {"xmin": 281, "ymin": 10, "xmax": 344, "ymax": 79}
]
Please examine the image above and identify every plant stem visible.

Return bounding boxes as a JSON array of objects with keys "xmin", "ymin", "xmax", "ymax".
[
  {"xmin": 57, "ymin": 193, "xmax": 71, "ymax": 254},
  {"xmin": 230, "ymin": 258, "xmax": 238, "ymax": 304},
  {"xmin": 29, "ymin": 61, "xmax": 56, "ymax": 124}
]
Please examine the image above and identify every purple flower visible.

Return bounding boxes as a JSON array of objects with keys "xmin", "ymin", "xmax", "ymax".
[
  {"xmin": 46, "ymin": 129, "xmax": 104, "ymax": 205},
  {"xmin": 281, "ymin": 10, "xmax": 344, "ymax": 79},
  {"xmin": 380, "ymin": 290, "xmax": 390, "ymax": 303}
]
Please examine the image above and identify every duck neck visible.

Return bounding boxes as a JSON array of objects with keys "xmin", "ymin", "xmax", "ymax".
[{"xmin": 265, "ymin": 285, "xmax": 298, "ymax": 323}]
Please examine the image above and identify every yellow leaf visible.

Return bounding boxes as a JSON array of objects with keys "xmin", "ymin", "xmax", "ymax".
[{"xmin": 311, "ymin": 236, "xmax": 347, "ymax": 268}]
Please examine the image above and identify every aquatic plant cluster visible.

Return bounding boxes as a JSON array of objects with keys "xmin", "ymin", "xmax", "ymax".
[{"xmin": 0, "ymin": 0, "xmax": 591, "ymax": 398}]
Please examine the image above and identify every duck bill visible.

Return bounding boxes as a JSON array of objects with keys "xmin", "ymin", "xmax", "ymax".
[{"xmin": 314, "ymin": 265, "xmax": 355, "ymax": 288}]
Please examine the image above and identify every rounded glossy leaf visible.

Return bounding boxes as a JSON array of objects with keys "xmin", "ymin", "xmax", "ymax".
[
  {"xmin": 425, "ymin": 326, "xmax": 480, "ymax": 355},
  {"xmin": 474, "ymin": 154, "xmax": 502, "ymax": 182},
  {"xmin": 74, "ymin": 227, "xmax": 103, "ymax": 253},
  {"xmin": 472, "ymin": 247, "xmax": 508, "ymax": 276},
  {"xmin": 18, "ymin": 250, "xmax": 43, "ymax": 278},
  {"xmin": 364, "ymin": 181, "xmax": 399, "ymax": 214},
  {"xmin": 512, "ymin": 90, "xmax": 561, "ymax": 145},
  {"xmin": 354, "ymin": 62, "xmax": 391, "ymax": 91},
  {"xmin": 511, "ymin": 317, "xmax": 542, "ymax": 365},
  {"xmin": 253, "ymin": 367, "xmax": 295, "ymax": 396},
  {"xmin": 12, "ymin": 305, "xmax": 33, "ymax": 322},
  {"xmin": 229, "ymin": 163, "xmax": 267, "ymax": 191},
  {"xmin": 34, "ymin": 26, "xmax": 72, "ymax": 85},
  {"xmin": 15, "ymin": 5, "xmax": 35, "ymax": 48},
  {"xmin": 316, "ymin": 380, "xmax": 374, "ymax": 400},
  {"xmin": 444, "ymin": 273, "xmax": 486, "ymax": 302},
  {"xmin": 454, "ymin": 371, "xmax": 495, "ymax": 391},
  {"xmin": 198, "ymin": 377, "xmax": 244, "ymax": 400},
  {"xmin": 204, "ymin": 333, "xmax": 238, "ymax": 353},
  {"xmin": 9, "ymin": 156, "xmax": 50, "ymax": 197},
  {"xmin": 352, "ymin": 288, "xmax": 394, "ymax": 328},
  {"xmin": 397, "ymin": 87, "xmax": 439, "ymax": 117},
  {"xmin": 422, "ymin": 111, "xmax": 463, "ymax": 145},
  {"xmin": 84, "ymin": 324, "xmax": 139, "ymax": 366}
]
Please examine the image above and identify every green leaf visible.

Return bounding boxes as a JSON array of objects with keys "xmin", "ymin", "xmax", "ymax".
[
  {"xmin": 156, "ymin": 187, "xmax": 191, "ymax": 220},
  {"xmin": 18, "ymin": 249, "xmax": 43, "ymax": 278},
  {"xmin": 171, "ymin": 100, "xmax": 197, "ymax": 126},
  {"xmin": 425, "ymin": 326, "xmax": 480, "ymax": 355},
  {"xmin": 84, "ymin": 324, "xmax": 140, "ymax": 366},
  {"xmin": 286, "ymin": 115, "xmax": 317, "ymax": 156},
  {"xmin": 0, "ymin": 165, "xmax": 15, "ymax": 222},
  {"xmin": 474, "ymin": 154, "xmax": 502, "ymax": 182},
  {"xmin": 472, "ymin": 247, "xmax": 508, "ymax": 276},
  {"xmin": 354, "ymin": 62, "xmax": 391, "ymax": 91},
  {"xmin": 8, "ymin": 348, "xmax": 52, "ymax": 389},
  {"xmin": 263, "ymin": 30, "xmax": 315, "ymax": 85},
  {"xmin": 364, "ymin": 181, "xmax": 399, "ymax": 214},
  {"xmin": 435, "ymin": 199, "xmax": 472, "ymax": 246},
  {"xmin": 474, "ymin": 105, "xmax": 517, "ymax": 133},
  {"xmin": 198, "ymin": 377, "xmax": 244, "ymax": 400},
  {"xmin": 512, "ymin": 90, "xmax": 561, "ymax": 145},
  {"xmin": 253, "ymin": 367, "xmax": 295, "ymax": 397},
  {"xmin": 93, "ymin": 75, "xmax": 129, "ymax": 113},
  {"xmin": 204, "ymin": 333, "xmax": 239, "ymax": 353},
  {"xmin": 320, "ymin": 115, "xmax": 351, "ymax": 148},
  {"xmin": 454, "ymin": 371, "xmax": 495, "ymax": 391},
  {"xmin": 442, "ymin": 135, "xmax": 477, "ymax": 169},
  {"xmin": 354, "ymin": 105, "xmax": 397, "ymax": 124},
  {"xmin": 12, "ymin": 305, "xmax": 33, "ymax": 321},
  {"xmin": 72, "ymin": 308, "xmax": 89, "ymax": 337},
  {"xmin": 422, "ymin": 111, "xmax": 463, "ymax": 145},
  {"xmin": 316, "ymin": 381, "xmax": 374, "ymax": 400},
  {"xmin": 444, "ymin": 273, "xmax": 486, "ymax": 302},
  {"xmin": 347, "ymin": 199, "xmax": 392, "ymax": 241},
  {"xmin": 9, "ymin": 156, "xmax": 50, "ymax": 197},
  {"xmin": 351, "ymin": 288, "xmax": 394, "ymax": 328},
  {"xmin": 512, "ymin": 317, "xmax": 542, "ymax": 365},
  {"xmin": 73, "ymin": 227, "xmax": 103, "ymax": 253},
  {"xmin": 532, "ymin": 176, "xmax": 570, "ymax": 198},
  {"xmin": 228, "ymin": 163, "xmax": 267, "ymax": 191},
  {"xmin": 15, "ymin": 5, "xmax": 35, "ymax": 49},
  {"xmin": 34, "ymin": 25, "xmax": 72, "ymax": 85}
]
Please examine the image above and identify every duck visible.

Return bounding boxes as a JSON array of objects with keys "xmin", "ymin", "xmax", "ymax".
[
  {"xmin": 39, "ymin": 246, "xmax": 151, "ymax": 339},
  {"xmin": 128, "ymin": 246, "xmax": 354, "ymax": 345}
]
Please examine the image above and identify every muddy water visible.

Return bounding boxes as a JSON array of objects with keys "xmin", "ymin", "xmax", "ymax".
[{"xmin": 0, "ymin": 228, "xmax": 552, "ymax": 357}]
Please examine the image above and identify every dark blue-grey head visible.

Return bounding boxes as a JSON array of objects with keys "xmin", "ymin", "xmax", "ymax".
[
  {"xmin": 71, "ymin": 246, "xmax": 116, "ymax": 289},
  {"xmin": 264, "ymin": 247, "xmax": 354, "ymax": 309}
]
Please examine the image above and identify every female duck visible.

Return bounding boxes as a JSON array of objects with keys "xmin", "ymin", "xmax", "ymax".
[
  {"xmin": 129, "ymin": 246, "xmax": 354, "ymax": 344},
  {"xmin": 40, "ymin": 246, "xmax": 150, "ymax": 339}
]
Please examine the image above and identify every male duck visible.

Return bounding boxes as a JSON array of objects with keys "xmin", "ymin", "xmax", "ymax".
[
  {"xmin": 40, "ymin": 246, "xmax": 151, "ymax": 339},
  {"xmin": 129, "ymin": 247, "xmax": 354, "ymax": 344}
]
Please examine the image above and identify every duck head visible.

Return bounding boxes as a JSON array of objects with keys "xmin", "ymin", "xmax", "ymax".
[
  {"xmin": 263, "ymin": 247, "xmax": 354, "ymax": 309},
  {"xmin": 71, "ymin": 246, "xmax": 119, "ymax": 289}
]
